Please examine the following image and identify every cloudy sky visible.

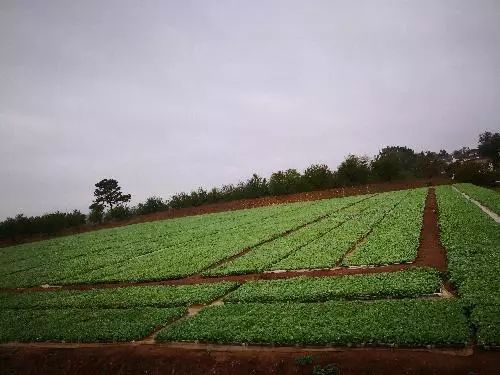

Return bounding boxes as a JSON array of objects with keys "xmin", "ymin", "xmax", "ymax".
[{"xmin": 1, "ymin": 0, "xmax": 499, "ymax": 219}]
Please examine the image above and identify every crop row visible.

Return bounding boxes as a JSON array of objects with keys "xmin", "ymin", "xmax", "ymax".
[
  {"xmin": 0, "ymin": 205, "xmax": 259, "ymax": 268},
  {"xmin": 471, "ymin": 305, "xmax": 500, "ymax": 347},
  {"xmin": 0, "ymin": 202, "xmax": 290, "ymax": 275},
  {"xmin": 436, "ymin": 186, "xmax": 500, "ymax": 348},
  {"xmin": 342, "ymin": 188, "xmax": 427, "ymax": 266},
  {"xmin": 453, "ymin": 183, "xmax": 500, "ymax": 215},
  {"xmin": 0, "ymin": 282, "xmax": 238, "ymax": 309},
  {"xmin": 223, "ymin": 268, "xmax": 442, "ymax": 303},
  {"xmin": 0, "ymin": 307, "xmax": 185, "ymax": 343},
  {"xmin": 7, "ymin": 201, "xmax": 302, "ymax": 286},
  {"xmin": 436, "ymin": 186, "xmax": 500, "ymax": 306},
  {"xmin": 269, "ymin": 189, "xmax": 410, "ymax": 270},
  {"xmin": 0, "ymin": 196, "xmax": 357, "ymax": 287},
  {"xmin": 204, "ymin": 194, "xmax": 379, "ymax": 276},
  {"xmin": 156, "ymin": 299, "xmax": 469, "ymax": 346},
  {"xmin": 56, "ymin": 195, "xmax": 363, "ymax": 286},
  {"xmin": 0, "ymin": 199, "xmax": 310, "ymax": 282}
]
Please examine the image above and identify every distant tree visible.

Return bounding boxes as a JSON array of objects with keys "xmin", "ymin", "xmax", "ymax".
[
  {"xmin": 105, "ymin": 206, "xmax": 132, "ymax": 221},
  {"xmin": 454, "ymin": 161, "xmax": 496, "ymax": 185},
  {"xmin": 371, "ymin": 146, "xmax": 417, "ymax": 181},
  {"xmin": 478, "ymin": 131, "xmax": 500, "ymax": 168},
  {"xmin": 437, "ymin": 149, "xmax": 453, "ymax": 164},
  {"xmin": 335, "ymin": 155, "xmax": 371, "ymax": 186},
  {"xmin": 89, "ymin": 178, "xmax": 131, "ymax": 212},
  {"xmin": 0, "ymin": 210, "xmax": 86, "ymax": 240},
  {"xmin": 242, "ymin": 174, "xmax": 269, "ymax": 198},
  {"xmin": 269, "ymin": 169, "xmax": 305, "ymax": 195},
  {"xmin": 168, "ymin": 192, "xmax": 190, "ymax": 209},
  {"xmin": 452, "ymin": 147, "xmax": 471, "ymax": 162},
  {"xmin": 135, "ymin": 196, "xmax": 168, "ymax": 215},
  {"xmin": 415, "ymin": 151, "xmax": 447, "ymax": 179},
  {"xmin": 206, "ymin": 187, "xmax": 222, "ymax": 203},
  {"xmin": 88, "ymin": 206, "xmax": 105, "ymax": 224},
  {"xmin": 189, "ymin": 187, "xmax": 208, "ymax": 206},
  {"xmin": 302, "ymin": 164, "xmax": 334, "ymax": 190}
]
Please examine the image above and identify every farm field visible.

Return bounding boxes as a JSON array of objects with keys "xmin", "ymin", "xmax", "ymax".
[
  {"xmin": 1, "ymin": 184, "xmax": 500, "ymax": 373},
  {"xmin": 453, "ymin": 182, "xmax": 500, "ymax": 216}
]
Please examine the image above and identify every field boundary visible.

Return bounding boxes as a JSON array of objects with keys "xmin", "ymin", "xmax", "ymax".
[{"xmin": 452, "ymin": 186, "xmax": 500, "ymax": 223}]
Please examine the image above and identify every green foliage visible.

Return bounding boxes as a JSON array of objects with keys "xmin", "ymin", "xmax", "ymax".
[
  {"xmin": 90, "ymin": 178, "xmax": 131, "ymax": 211},
  {"xmin": 241, "ymin": 173, "xmax": 269, "ymax": 198},
  {"xmin": 135, "ymin": 196, "xmax": 169, "ymax": 215},
  {"xmin": 478, "ymin": 131, "xmax": 500, "ymax": 167},
  {"xmin": 269, "ymin": 169, "xmax": 306, "ymax": 195},
  {"xmin": 156, "ymin": 300, "xmax": 469, "ymax": 346},
  {"xmin": 303, "ymin": 164, "xmax": 334, "ymax": 190},
  {"xmin": 104, "ymin": 205, "xmax": 132, "ymax": 221},
  {"xmin": 371, "ymin": 146, "xmax": 417, "ymax": 181},
  {"xmin": 454, "ymin": 183, "xmax": 500, "ymax": 215},
  {"xmin": 453, "ymin": 161, "xmax": 497, "ymax": 185},
  {"xmin": 205, "ymin": 195, "xmax": 368, "ymax": 276},
  {"xmin": 0, "ymin": 282, "xmax": 238, "ymax": 309},
  {"xmin": 435, "ymin": 186, "xmax": 500, "ymax": 307},
  {"xmin": 0, "ymin": 210, "xmax": 86, "ymax": 240},
  {"xmin": 471, "ymin": 305, "xmax": 500, "ymax": 347},
  {"xmin": 272, "ymin": 190, "xmax": 408, "ymax": 270},
  {"xmin": 0, "ymin": 307, "xmax": 184, "ymax": 343},
  {"xmin": 414, "ymin": 151, "xmax": 448, "ymax": 178},
  {"xmin": 0, "ymin": 198, "xmax": 344, "ymax": 287},
  {"xmin": 343, "ymin": 188, "xmax": 427, "ymax": 266},
  {"xmin": 223, "ymin": 269, "xmax": 441, "ymax": 303},
  {"xmin": 88, "ymin": 205, "xmax": 104, "ymax": 224},
  {"xmin": 335, "ymin": 155, "xmax": 371, "ymax": 186}
]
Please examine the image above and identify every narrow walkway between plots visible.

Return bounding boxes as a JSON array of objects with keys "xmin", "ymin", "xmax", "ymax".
[{"xmin": 452, "ymin": 186, "xmax": 500, "ymax": 223}]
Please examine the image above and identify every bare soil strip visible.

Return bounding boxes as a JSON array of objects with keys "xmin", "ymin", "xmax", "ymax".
[
  {"xmin": 452, "ymin": 186, "xmax": 500, "ymax": 223},
  {"xmin": 414, "ymin": 188, "xmax": 448, "ymax": 271},
  {"xmin": 3, "ymin": 342, "xmax": 500, "ymax": 375},
  {"xmin": 2, "ymin": 188, "xmax": 449, "ymax": 293}
]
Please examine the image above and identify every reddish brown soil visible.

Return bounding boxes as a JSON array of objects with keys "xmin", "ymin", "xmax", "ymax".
[
  {"xmin": 413, "ymin": 188, "xmax": 448, "ymax": 271},
  {"xmin": 0, "ymin": 178, "xmax": 451, "ymax": 248},
  {"xmin": 1, "ymin": 344, "xmax": 499, "ymax": 375}
]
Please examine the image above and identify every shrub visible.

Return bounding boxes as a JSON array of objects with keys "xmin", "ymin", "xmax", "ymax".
[
  {"xmin": 135, "ymin": 197, "xmax": 168, "ymax": 215},
  {"xmin": 104, "ymin": 206, "xmax": 132, "ymax": 221}
]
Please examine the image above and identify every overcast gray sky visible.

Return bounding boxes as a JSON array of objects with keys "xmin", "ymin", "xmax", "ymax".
[{"xmin": 1, "ymin": 0, "xmax": 499, "ymax": 219}]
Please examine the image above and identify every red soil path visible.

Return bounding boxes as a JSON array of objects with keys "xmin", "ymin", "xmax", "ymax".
[{"xmin": 1, "ymin": 343, "xmax": 499, "ymax": 375}]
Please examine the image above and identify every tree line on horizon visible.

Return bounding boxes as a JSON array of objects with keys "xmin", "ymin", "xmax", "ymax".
[{"xmin": 1, "ymin": 131, "xmax": 499, "ymax": 242}]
